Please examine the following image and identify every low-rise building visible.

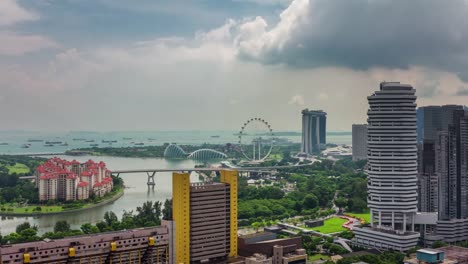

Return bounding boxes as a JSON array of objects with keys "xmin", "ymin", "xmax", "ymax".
[
  {"xmin": 36, "ymin": 157, "xmax": 113, "ymax": 201},
  {"xmin": 0, "ymin": 223, "xmax": 172, "ymax": 264},
  {"xmin": 238, "ymin": 232, "xmax": 307, "ymax": 264},
  {"xmin": 404, "ymin": 246, "xmax": 468, "ymax": 264}
]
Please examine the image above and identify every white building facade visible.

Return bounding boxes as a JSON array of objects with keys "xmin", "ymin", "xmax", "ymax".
[
  {"xmin": 353, "ymin": 82, "xmax": 420, "ymax": 251},
  {"xmin": 36, "ymin": 158, "xmax": 113, "ymax": 201}
]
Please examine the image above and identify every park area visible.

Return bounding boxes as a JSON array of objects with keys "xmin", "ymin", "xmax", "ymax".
[
  {"xmin": 309, "ymin": 254, "xmax": 331, "ymax": 261},
  {"xmin": 346, "ymin": 212, "xmax": 371, "ymax": 224},
  {"xmin": 1, "ymin": 203, "xmax": 63, "ymax": 214},
  {"xmin": 308, "ymin": 217, "xmax": 348, "ymax": 234},
  {"xmin": 5, "ymin": 163, "xmax": 30, "ymax": 174}
]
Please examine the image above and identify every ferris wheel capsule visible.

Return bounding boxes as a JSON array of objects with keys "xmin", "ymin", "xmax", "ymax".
[{"xmin": 238, "ymin": 118, "xmax": 274, "ymax": 162}]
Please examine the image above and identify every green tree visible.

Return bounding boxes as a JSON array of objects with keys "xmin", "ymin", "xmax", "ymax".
[
  {"xmin": 104, "ymin": 211, "xmax": 118, "ymax": 226},
  {"xmin": 303, "ymin": 194, "xmax": 319, "ymax": 209},
  {"xmin": 338, "ymin": 230, "xmax": 354, "ymax": 240},
  {"xmin": 19, "ymin": 228, "xmax": 39, "ymax": 242},
  {"xmin": 162, "ymin": 199, "xmax": 172, "ymax": 220},
  {"xmin": 95, "ymin": 221, "xmax": 109, "ymax": 232},
  {"xmin": 16, "ymin": 222, "xmax": 37, "ymax": 234},
  {"xmin": 135, "ymin": 201, "xmax": 162, "ymax": 226},
  {"xmin": 433, "ymin": 240, "xmax": 448, "ymax": 248},
  {"xmin": 54, "ymin": 220, "xmax": 70, "ymax": 233},
  {"xmin": 335, "ymin": 197, "xmax": 347, "ymax": 212},
  {"xmin": 80, "ymin": 223, "xmax": 100, "ymax": 234}
]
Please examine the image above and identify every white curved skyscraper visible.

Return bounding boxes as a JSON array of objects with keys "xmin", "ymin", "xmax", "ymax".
[
  {"xmin": 353, "ymin": 82, "xmax": 420, "ymax": 251},
  {"xmin": 367, "ymin": 82, "xmax": 418, "ymax": 224}
]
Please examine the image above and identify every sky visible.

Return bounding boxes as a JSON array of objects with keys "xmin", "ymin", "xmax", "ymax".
[{"xmin": 2, "ymin": 0, "xmax": 468, "ymax": 132}]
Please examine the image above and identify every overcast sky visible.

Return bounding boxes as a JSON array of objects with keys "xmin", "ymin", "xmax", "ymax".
[{"xmin": 2, "ymin": 0, "xmax": 468, "ymax": 131}]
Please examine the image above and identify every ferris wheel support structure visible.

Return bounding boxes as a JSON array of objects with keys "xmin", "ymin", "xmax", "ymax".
[{"xmin": 238, "ymin": 118, "xmax": 274, "ymax": 162}]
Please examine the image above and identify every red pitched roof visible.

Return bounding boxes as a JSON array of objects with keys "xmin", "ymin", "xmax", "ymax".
[{"xmin": 37, "ymin": 158, "xmax": 108, "ymax": 181}]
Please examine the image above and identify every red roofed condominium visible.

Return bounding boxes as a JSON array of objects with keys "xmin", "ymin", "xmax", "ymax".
[{"xmin": 36, "ymin": 157, "xmax": 114, "ymax": 201}]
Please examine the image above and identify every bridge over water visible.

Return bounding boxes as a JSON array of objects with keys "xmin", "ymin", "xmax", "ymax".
[
  {"xmin": 19, "ymin": 163, "xmax": 313, "ymax": 186},
  {"xmin": 110, "ymin": 163, "xmax": 312, "ymax": 186}
]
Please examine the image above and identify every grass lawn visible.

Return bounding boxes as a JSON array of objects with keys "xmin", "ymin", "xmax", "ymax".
[
  {"xmin": 309, "ymin": 254, "xmax": 330, "ymax": 261},
  {"xmin": 6, "ymin": 163, "xmax": 30, "ymax": 174},
  {"xmin": 346, "ymin": 212, "xmax": 371, "ymax": 224},
  {"xmin": 269, "ymin": 153, "xmax": 283, "ymax": 161},
  {"xmin": 2, "ymin": 204, "xmax": 63, "ymax": 213},
  {"xmin": 309, "ymin": 217, "xmax": 348, "ymax": 234}
]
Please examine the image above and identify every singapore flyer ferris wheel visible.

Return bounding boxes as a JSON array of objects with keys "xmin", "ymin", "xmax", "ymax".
[{"xmin": 238, "ymin": 117, "xmax": 275, "ymax": 162}]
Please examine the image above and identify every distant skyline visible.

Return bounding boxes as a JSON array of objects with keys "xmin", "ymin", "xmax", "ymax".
[{"xmin": 2, "ymin": 0, "xmax": 468, "ymax": 131}]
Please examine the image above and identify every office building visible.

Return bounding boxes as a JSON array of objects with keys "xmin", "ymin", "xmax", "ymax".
[
  {"xmin": 353, "ymin": 82, "xmax": 420, "ymax": 251},
  {"xmin": 300, "ymin": 109, "xmax": 326, "ymax": 155},
  {"xmin": 432, "ymin": 110, "xmax": 468, "ymax": 243},
  {"xmin": 352, "ymin": 124, "xmax": 368, "ymax": 161},
  {"xmin": 238, "ymin": 232, "xmax": 307, "ymax": 264},
  {"xmin": 416, "ymin": 105, "xmax": 464, "ymax": 213},
  {"xmin": 173, "ymin": 170, "xmax": 238, "ymax": 263}
]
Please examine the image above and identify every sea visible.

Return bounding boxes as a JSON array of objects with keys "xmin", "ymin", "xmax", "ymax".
[{"xmin": 0, "ymin": 131, "xmax": 352, "ymax": 154}]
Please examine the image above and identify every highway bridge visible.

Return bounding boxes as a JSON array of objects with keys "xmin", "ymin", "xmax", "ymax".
[
  {"xmin": 110, "ymin": 163, "xmax": 313, "ymax": 186},
  {"xmin": 19, "ymin": 163, "xmax": 314, "ymax": 185}
]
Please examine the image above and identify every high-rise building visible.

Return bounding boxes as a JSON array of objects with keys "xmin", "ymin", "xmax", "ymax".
[
  {"xmin": 417, "ymin": 105, "xmax": 465, "ymax": 143},
  {"xmin": 416, "ymin": 105, "xmax": 464, "ymax": 213},
  {"xmin": 433, "ymin": 110, "xmax": 468, "ymax": 243},
  {"xmin": 352, "ymin": 124, "xmax": 368, "ymax": 161},
  {"xmin": 173, "ymin": 170, "xmax": 238, "ymax": 263},
  {"xmin": 36, "ymin": 158, "xmax": 113, "ymax": 201},
  {"xmin": 300, "ymin": 109, "xmax": 326, "ymax": 155},
  {"xmin": 353, "ymin": 82, "xmax": 420, "ymax": 251}
]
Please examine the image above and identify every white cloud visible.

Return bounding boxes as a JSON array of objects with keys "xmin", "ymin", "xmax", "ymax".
[
  {"xmin": 0, "ymin": 31, "xmax": 58, "ymax": 55},
  {"xmin": 0, "ymin": 0, "xmax": 39, "ymax": 26},
  {"xmin": 0, "ymin": 1, "xmax": 58, "ymax": 56},
  {"xmin": 288, "ymin": 94, "xmax": 305, "ymax": 106},
  {"xmin": 236, "ymin": 0, "xmax": 310, "ymax": 59},
  {"xmin": 233, "ymin": 0, "xmax": 293, "ymax": 6},
  {"xmin": 318, "ymin": 93, "xmax": 328, "ymax": 101},
  {"xmin": 2, "ymin": 0, "xmax": 468, "ymax": 131}
]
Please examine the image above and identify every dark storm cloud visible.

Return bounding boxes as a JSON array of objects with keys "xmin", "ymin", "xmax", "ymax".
[{"xmin": 239, "ymin": 0, "xmax": 468, "ymax": 80}]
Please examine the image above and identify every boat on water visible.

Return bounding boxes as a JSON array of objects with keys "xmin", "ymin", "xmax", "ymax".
[
  {"xmin": 148, "ymin": 138, "xmax": 156, "ymax": 141},
  {"xmin": 44, "ymin": 144, "xmax": 53, "ymax": 147},
  {"xmin": 211, "ymin": 135, "xmax": 220, "ymax": 138},
  {"xmin": 90, "ymin": 144, "xmax": 99, "ymax": 147},
  {"xmin": 102, "ymin": 140, "xmax": 118, "ymax": 143},
  {"xmin": 85, "ymin": 140, "xmax": 95, "ymax": 143},
  {"xmin": 0, "ymin": 143, "xmax": 8, "ymax": 145},
  {"xmin": 73, "ymin": 138, "xmax": 86, "ymax": 141},
  {"xmin": 61, "ymin": 143, "xmax": 69, "ymax": 146},
  {"xmin": 21, "ymin": 144, "xmax": 30, "ymax": 148},
  {"xmin": 45, "ymin": 141, "xmax": 62, "ymax": 144},
  {"xmin": 123, "ymin": 137, "xmax": 133, "ymax": 140},
  {"xmin": 28, "ymin": 139, "xmax": 43, "ymax": 142},
  {"xmin": 134, "ymin": 143, "xmax": 145, "ymax": 146}
]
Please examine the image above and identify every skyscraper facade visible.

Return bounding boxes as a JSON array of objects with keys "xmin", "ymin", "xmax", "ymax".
[
  {"xmin": 301, "ymin": 109, "xmax": 327, "ymax": 155},
  {"xmin": 352, "ymin": 124, "xmax": 368, "ymax": 161},
  {"xmin": 417, "ymin": 105, "xmax": 464, "ymax": 213},
  {"xmin": 173, "ymin": 170, "xmax": 238, "ymax": 263},
  {"xmin": 433, "ymin": 110, "xmax": 468, "ymax": 243},
  {"xmin": 353, "ymin": 82, "xmax": 420, "ymax": 251}
]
